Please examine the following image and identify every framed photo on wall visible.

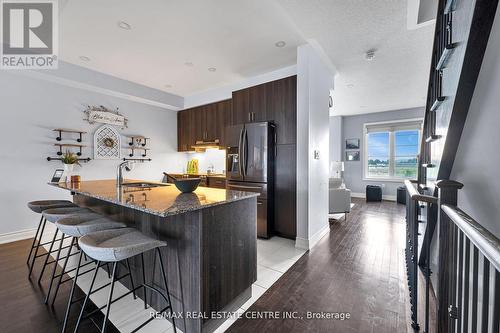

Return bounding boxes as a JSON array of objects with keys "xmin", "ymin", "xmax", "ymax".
[
  {"xmin": 346, "ymin": 150, "xmax": 360, "ymax": 161},
  {"xmin": 346, "ymin": 138, "xmax": 360, "ymax": 150}
]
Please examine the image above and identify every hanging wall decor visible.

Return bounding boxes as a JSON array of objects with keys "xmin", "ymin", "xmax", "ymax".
[
  {"xmin": 84, "ymin": 105, "xmax": 128, "ymax": 128},
  {"xmin": 93, "ymin": 125, "xmax": 121, "ymax": 160}
]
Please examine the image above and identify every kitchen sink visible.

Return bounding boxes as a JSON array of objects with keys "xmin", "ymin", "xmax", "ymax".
[{"xmin": 121, "ymin": 182, "xmax": 170, "ymax": 189}]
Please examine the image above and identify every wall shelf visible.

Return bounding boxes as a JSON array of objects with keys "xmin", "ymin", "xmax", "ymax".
[
  {"xmin": 53, "ymin": 129, "xmax": 86, "ymax": 142},
  {"xmin": 54, "ymin": 143, "xmax": 86, "ymax": 156},
  {"xmin": 123, "ymin": 158, "xmax": 152, "ymax": 162},
  {"xmin": 47, "ymin": 157, "xmax": 91, "ymax": 163},
  {"xmin": 126, "ymin": 147, "xmax": 150, "ymax": 157},
  {"xmin": 126, "ymin": 136, "xmax": 150, "ymax": 147}
]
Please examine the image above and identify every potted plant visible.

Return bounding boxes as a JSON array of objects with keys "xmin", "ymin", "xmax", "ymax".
[{"xmin": 61, "ymin": 151, "xmax": 80, "ymax": 182}]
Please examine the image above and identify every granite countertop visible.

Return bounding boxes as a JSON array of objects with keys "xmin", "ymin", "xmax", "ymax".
[
  {"xmin": 164, "ymin": 172, "xmax": 226, "ymax": 178},
  {"xmin": 50, "ymin": 179, "xmax": 258, "ymax": 217}
]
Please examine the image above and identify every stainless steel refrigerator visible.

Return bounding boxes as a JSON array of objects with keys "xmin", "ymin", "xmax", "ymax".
[{"xmin": 225, "ymin": 122, "xmax": 275, "ymax": 238}]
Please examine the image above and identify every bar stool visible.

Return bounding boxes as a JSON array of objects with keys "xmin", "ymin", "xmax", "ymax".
[
  {"xmin": 36, "ymin": 207, "xmax": 96, "ymax": 285},
  {"xmin": 47, "ymin": 214, "xmax": 127, "ymax": 307},
  {"xmin": 72, "ymin": 228, "xmax": 177, "ymax": 333},
  {"xmin": 27, "ymin": 200, "xmax": 78, "ymax": 277}
]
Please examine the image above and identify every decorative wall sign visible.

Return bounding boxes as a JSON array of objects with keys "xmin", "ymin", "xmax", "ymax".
[
  {"xmin": 94, "ymin": 125, "xmax": 121, "ymax": 160},
  {"xmin": 84, "ymin": 105, "xmax": 128, "ymax": 128}
]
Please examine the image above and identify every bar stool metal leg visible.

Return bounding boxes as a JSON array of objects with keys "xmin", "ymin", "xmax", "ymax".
[
  {"xmin": 28, "ymin": 217, "xmax": 47, "ymax": 277},
  {"xmin": 27, "ymin": 215, "xmax": 44, "ymax": 265},
  {"xmin": 141, "ymin": 253, "xmax": 147, "ymax": 309},
  {"xmin": 62, "ymin": 250, "xmax": 83, "ymax": 333},
  {"xmin": 101, "ymin": 262, "xmax": 118, "ymax": 333},
  {"xmin": 74, "ymin": 260, "xmax": 100, "ymax": 333},
  {"xmin": 51, "ymin": 237, "xmax": 77, "ymax": 306},
  {"xmin": 37, "ymin": 228, "xmax": 58, "ymax": 284},
  {"xmin": 157, "ymin": 248, "xmax": 177, "ymax": 333},
  {"xmin": 126, "ymin": 258, "xmax": 137, "ymax": 300},
  {"xmin": 45, "ymin": 233, "xmax": 65, "ymax": 303}
]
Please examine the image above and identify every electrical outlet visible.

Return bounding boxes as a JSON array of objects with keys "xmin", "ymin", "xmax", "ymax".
[{"xmin": 314, "ymin": 150, "xmax": 320, "ymax": 160}]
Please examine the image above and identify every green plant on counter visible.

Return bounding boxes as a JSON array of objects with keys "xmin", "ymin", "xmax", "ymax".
[{"xmin": 61, "ymin": 151, "xmax": 81, "ymax": 166}]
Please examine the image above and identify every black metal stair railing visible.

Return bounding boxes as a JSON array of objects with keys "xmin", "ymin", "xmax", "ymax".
[
  {"xmin": 405, "ymin": 180, "xmax": 437, "ymax": 332},
  {"xmin": 404, "ymin": 179, "xmax": 500, "ymax": 332}
]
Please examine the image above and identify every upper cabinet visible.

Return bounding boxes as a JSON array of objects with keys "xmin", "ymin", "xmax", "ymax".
[
  {"xmin": 177, "ymin": 99, "xmax": 232, "ymax": 152},
  {"xmin": 231, "ymin": 75, "xmax": 296, "ymax": 145}
]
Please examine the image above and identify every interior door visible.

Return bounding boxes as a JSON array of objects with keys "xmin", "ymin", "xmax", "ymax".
[{"xmin": 242, "ymin": 122, "xmax": 268, "ymax": 183}]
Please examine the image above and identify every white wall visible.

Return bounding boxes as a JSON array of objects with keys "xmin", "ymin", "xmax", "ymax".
[
  {"xmin": 450, "ymin": 6, "xmax": 500, "ymax": 238},
  {"xmin": 329, "ymin": 116, "xmax": 343, "ymax": 168},
  {"xmin": 0, "ymin": 69, "xmax": 184, "ymax": 241},
  {"xmin": 296, "ymin": 44, "xmax": 334, "ymax": 250},
  {"xmin": 184, "ymin": 149, "xmax": 226, "ymax": 174}
]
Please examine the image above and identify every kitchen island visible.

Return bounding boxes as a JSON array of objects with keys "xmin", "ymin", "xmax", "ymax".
[{"xmin": 51, "ymin": 179, "xmax": 258, "ymax": 333}]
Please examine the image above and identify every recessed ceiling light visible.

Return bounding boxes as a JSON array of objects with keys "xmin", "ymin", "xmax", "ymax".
[
  {"xmin": 164, "ymin": 84, "xmax": 172, "ymax": 89},
  {"xmin": 184, "ymin": 62, "xmax": 194, "ymax": 67},
  {"xmin": 208, "ymin": 67, "xmax": 216, "ymax": 72},
  {"xmin": 346, "ymin": 84, "xmax": 354, "ymax": 88},
  {"xmin": 275, "ymin": 41, "xmax": 286, "ymax": 48},
  {"xmin": 117, "ymin": 21, "xmax": 132, "ymax": 30},
  {"xmin": 79, "ymin": 56, "xmax": 91, "ymax": 62}
]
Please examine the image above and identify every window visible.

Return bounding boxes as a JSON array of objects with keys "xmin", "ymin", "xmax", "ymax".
[{"xmin": 364, "ymin": 119, "xmax": 422, "ymax": 180}]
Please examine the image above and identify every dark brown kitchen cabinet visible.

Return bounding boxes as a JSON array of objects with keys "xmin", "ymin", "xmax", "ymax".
[
  {"xmin": 231, "ymin": 75, "xmax": 296, "ymax": 144},
  {"xmin": 177, "ymin": 99, "xmax": 231, "ymax": 152},
  {"xmin": 177, "ymin": 110, "xmax": 194, "ymax": 152},
  {"xmin": 268, "ymin": 76, "xmax": 297, "ymax": 145},
  {"xmin": 274, "ymin": 144, "xmax": 297, "ymax": 238}
]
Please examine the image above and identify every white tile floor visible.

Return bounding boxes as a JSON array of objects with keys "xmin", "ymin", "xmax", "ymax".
[{"xmin": 40, "ymin": 224, "xmax": 306, "ymax": 333}]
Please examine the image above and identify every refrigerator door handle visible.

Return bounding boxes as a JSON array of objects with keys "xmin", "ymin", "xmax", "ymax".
[
  {"xmin": 238, "ymin": 127, "xmax": 244, "ymax": 177},
  {"xmin": 242, "ymin": 127, "xmax": 248, "ymax": 177}
]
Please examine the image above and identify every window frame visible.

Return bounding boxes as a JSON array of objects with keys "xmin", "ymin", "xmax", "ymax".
[{"xmin": 362, "ymin": 118, "xmax": 423, "ymax": 182}]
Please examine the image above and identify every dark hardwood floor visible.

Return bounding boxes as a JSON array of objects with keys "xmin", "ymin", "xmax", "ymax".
[
  {"xmin": 228, "ymin": 198, "xmax": 410, "ymax": 332},
  {"xmin": 0, "ymin": 238, "xmax": 119, "ymax": 333}
]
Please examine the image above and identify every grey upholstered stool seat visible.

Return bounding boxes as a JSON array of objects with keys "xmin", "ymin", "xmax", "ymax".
[
  {"xmin": 26, "ymin": 201, "xmax": 80, "ymax": 279},
  {"xmin": 56, "ymin": 216, "xmax": 127, "ymax": 238},
  {"xmin": 42, "ymin": 207, "xmax": 96, "ymax": 223},
  {"xmin": 72, "ymin": 228, "xmax": 176, "ymax": 333},
  {"xmin": 79, "ymin": 228, "xmax": 166, "ymax": 262},
  {"xmin": 28, "ymin": 200, "xmax": 77, "ymax": 213}
]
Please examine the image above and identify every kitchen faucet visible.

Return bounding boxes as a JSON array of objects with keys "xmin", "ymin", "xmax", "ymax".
[{"xmin": 117, "ymin": 161, "xmax": 134, "ymax": 185}]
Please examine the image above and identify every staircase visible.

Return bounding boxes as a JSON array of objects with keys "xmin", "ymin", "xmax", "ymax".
[
  {"xmin": 417, "ymin": 0, "xmax": 498, "ymax": 268},
  {"xmin": 404, "ymin": 0, "xmax": 500, "ymax": 331}
]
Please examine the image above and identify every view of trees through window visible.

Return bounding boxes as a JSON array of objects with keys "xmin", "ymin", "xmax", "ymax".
[{"xmin": 367, "ymin": 129, "xmax": 419, "ymax": 179}]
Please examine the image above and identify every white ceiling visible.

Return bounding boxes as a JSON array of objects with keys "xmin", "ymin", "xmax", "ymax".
[
  {"xmin": 59, "ymin": 0, "xmax": 434, "ymax": 116},
  {"xmin": 59, "ymin": 0, "xmax": 304, "ymax": 96},
  {"xmin": 274, "ymin": 0, "xmax": 435, "ymax": 116}
]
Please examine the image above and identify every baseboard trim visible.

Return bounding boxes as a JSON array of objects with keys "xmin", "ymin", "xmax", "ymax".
[
  {"xmin": 295, "ymin": 223, "xmax": 330, "ymax": 251},
  {"xmin": 0, "ymin": 228, "xmax": 36, "ymax": 245},
  {"xmin": 351, "ymin": 192, "xmax": 397, "ymax": 202}
]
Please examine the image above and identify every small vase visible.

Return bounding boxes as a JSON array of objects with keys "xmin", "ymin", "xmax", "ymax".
[{"xmin": 64, "ymin": 163, "xmax": 75, "ymax": 183}]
